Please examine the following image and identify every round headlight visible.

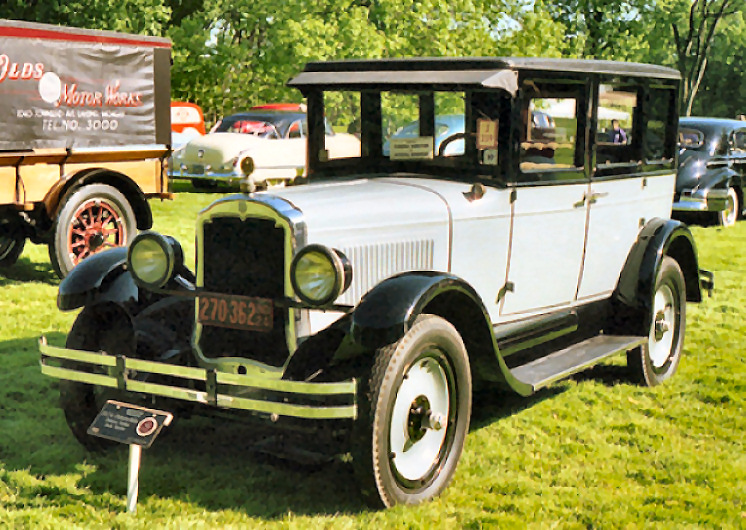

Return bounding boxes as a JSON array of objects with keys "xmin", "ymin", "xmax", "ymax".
[
  {"xmin": 240, "ymin": 156, "xmax": 255, "ymax": 175},
  {"xmin": 290, "ymin": 245, "xmax": 352, "ymax": 306},
  {"xmin": 127, "ymin": 231, "xmax": 182, "ymax": 289}
]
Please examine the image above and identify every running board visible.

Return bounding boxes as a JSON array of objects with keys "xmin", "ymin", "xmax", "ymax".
[{"xmin": 510, "ymin": 335, "xmax": 646, "ymax": 392}]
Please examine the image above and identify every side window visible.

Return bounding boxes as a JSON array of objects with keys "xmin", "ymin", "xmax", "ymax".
[
  {"xmin": 596, "ymin": 82, "xmax": 638, "ymax": 166},
  {"xmin": 644, "ymin": 87, "xmax": 676, "ymax": 162},
  {"xmin": 321, "ymin": 91, "xmax": 360, "ymax": 161},
  {"xmin": 519, "ymin": 81, "xmax": 583, "ymax": 177}
]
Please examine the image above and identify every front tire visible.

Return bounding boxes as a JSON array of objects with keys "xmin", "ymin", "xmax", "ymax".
[
  {"xmin": 627, "ymin": 256, "xmax": 686, "ymax": 386},
  {"xmin": 352, "ymin": 315, "xmax": 472, "ymax": 507},
  {"xmin": 60, "ymin": 304, "xmax": 137, "ymax": 451},
  {"xmin": 49, "ymin": 184, "xmax": 137, "ymax": 277},
  {"xmin": 718, "ymin": 186, "xmax": 740, "ymax": 227}
]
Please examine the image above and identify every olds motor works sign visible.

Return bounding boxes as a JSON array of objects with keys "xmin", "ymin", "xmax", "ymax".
[{"xmin": 0, "ymin": 20, "xmax": 171, "ymax": 151}]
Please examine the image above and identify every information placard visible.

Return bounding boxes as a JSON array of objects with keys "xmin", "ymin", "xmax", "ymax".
[{"xmin": 88, "ymin": 400, "xmax": 173, "ymax": 449}]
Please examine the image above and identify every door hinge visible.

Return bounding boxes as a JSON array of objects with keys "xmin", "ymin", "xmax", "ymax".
[{"xmin": 497, "ymin": 281, "xmax": 515, "ymax": 302}]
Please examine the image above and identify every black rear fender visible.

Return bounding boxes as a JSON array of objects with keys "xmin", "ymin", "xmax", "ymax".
[{"xmin": 612, "ymin": 218, "xmax": 702, "ymax": 333}]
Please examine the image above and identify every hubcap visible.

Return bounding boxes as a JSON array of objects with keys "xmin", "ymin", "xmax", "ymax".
[
  {"xmin": 649, "ymin": 285, "xmax": 675, "ymax": 368},
  {"xmin": 67, "ymin": 199, "xmax": 126, "ymax": 265},
  {"xmin": 390, "ymin": 356, "xmax": 451, "ymax": 482},
  {"xmin": 722, "ymin": 189, "xmax": 738, "ymax": 226}
]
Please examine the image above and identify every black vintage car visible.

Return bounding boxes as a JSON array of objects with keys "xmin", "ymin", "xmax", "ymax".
[{"xmin": 674, "ymin": 117, "xmax": 746, "ymax": 226}]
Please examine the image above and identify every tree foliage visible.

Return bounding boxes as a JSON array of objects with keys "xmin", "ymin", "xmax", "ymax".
[{"xmin": 2, "ymin": 0, "xmax": 745, "ymax": 119}]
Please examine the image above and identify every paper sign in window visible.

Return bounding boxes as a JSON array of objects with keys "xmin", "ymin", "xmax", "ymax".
[
  {"xmin": 389, "ymin": 137, "xmax": 434, "ymax": 160},
  {"xmin": 477, "ymin": 119, "xmax": 498, "ymax": 149}
]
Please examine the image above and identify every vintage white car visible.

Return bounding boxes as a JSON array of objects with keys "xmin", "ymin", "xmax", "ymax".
[
  {"xmin": 170, "ymin": 105, "xmax": 360, "ymax": 189},
  {"xmin": 42, "ymin": 58, "xmax": 713, "ymax": 508}
]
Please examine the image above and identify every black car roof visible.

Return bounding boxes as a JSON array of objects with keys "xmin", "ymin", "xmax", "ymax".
[{"xmin": 288, "ymin": 57, "xmax": 680, "ymax": 96}]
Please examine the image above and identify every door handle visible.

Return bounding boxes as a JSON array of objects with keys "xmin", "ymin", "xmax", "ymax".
[
  {"xmin": 587, "ymin": 191, "xmax": 608, "ymax": 204},
  {"xmin": 574, "ymin": 191, "xmax": 608, "ymax": 208}
]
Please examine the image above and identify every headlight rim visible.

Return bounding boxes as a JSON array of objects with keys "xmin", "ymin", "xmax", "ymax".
[
  {"xmin": 127, "ymin": 230, "xmax": 181, "ymax": 290},
  {"xmin": 290, "ymin": 244, "xmax": 351, "ymax": 306}
]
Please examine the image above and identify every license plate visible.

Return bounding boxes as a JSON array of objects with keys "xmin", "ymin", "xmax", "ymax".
[
  {"xmin": 191, "ymin": 164, "xmax": 205, "ymax": 174},
  {"xmin": 198, "ymin": 293, "xmax": 273, "ymax": 332}
]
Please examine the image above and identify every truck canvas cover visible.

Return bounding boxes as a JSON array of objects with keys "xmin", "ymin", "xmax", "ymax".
[{"xmin": 0, "ymin": 19, "xmax": 171, "ymax": 150}]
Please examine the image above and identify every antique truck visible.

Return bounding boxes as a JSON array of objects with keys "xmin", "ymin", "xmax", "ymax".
[
  {"xmin": 41, "ymin": 57, "xmax": 712, "ymax": 507},
  {"xmin": 0, "ymin": 19, "xmax": 171, "ymax": 277}
]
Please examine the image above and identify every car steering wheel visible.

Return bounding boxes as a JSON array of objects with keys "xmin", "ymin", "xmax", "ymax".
[{"xmin": 438, "ymin": 133, "xmax": 468, "ymax": 157}]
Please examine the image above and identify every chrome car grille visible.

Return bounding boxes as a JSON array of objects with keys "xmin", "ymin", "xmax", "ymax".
[{"xmin": 199, "ymin": 216, "xmax": 289, "ymax": 367}]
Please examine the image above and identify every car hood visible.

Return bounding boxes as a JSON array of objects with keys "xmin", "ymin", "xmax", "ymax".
[
  {"xmin": 267, "ymin": 177, "xmax": 451, "ymax": 248},
  {"xmin": 676, "ymin": 149, "xmax": 724, "ymax": 192}
]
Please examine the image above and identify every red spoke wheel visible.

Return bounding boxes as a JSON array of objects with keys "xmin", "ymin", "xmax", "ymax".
[{"xmin": 49, "ymin": 184, "xmax": 137, "ymax": 277}]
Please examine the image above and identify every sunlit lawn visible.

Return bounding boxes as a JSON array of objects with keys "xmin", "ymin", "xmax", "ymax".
[{"xmin": 1, "ymin": 185, "xmax": 744, "ymax": 528}]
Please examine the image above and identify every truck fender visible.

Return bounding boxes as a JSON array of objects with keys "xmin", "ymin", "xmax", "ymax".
[
  {"xmin": 344, "ymin": 271, "xmax": 532, "ymax": 395},
  {"xmin": 44, "ymin": 168, "xmax": 153, "ymax": 229},
  {"xmin": 57, "ymin": 247, "xmax": 137, "ymax": 311},
  {"xmin": 614, "ymin": 218, "xmax": 702, "ymax": 329}
]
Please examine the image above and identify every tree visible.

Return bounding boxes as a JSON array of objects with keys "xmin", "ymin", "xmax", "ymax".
[
  {"xmin": 669, "ymin": 0, "xmax": 744, "ymax": 115},
  {"xmin": 545, "ymin": 0, "xmax": 653, "ymax": 60}
]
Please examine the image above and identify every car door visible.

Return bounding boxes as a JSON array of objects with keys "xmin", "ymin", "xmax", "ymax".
[
  {"xmin": 578, "ymin": 83, "xmax": 678, "ymax": 300},
  {"xmin": 500, "ymin": 84, "xmax": 589, "ymax": 317}
]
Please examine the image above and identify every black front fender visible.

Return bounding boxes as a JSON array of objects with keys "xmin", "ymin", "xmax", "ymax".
[
  {"xmin": 58, "ymin": 247, "xmax": 137, "ymax": 310},
  {"xmin": 348, "ymin": 271, "xmax": 484, "ymax": 350}
]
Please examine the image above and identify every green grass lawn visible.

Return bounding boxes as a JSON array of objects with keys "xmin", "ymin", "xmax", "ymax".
[{"xmin": 1, "ymin": 189, "xmax": 745, "ymax": 528}]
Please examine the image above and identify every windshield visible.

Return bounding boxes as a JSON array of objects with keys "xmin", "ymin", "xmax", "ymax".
[
  {"xmin": 312, "ymin": 88, "xmax": 510, "ymax": 180},
  {"xmin": 678, "ymin": 128, "xmax": 705, "ymax": 150}
]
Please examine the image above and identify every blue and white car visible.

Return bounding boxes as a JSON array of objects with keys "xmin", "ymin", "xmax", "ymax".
[{"xmin": 41, "ymin": 57, "xmax": 712, "ymax": 508}]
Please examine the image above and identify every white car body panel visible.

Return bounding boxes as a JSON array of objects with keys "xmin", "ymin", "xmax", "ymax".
[
  {"xmin": 499, "ymin": 182, "xmax": 589, "ymax": 316},
  {"xmin": 578, "ymin": 172, "xmax": 676, "ymax": 300},
  {"xmin": 172, "ymin": 131, "xmax": 360, "ymax": 185}
]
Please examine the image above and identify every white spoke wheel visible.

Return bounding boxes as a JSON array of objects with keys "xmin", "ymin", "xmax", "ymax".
[
  {"xmin": 352, "ymin": 314, "xmax": 471, "ymax": 507},
  {"xmin": 628, "ymin": 256, "xmax": 686, "ymax": 386},
  {"xmin": 718, "ymin": 187, "xmax": 739, "ymax": 227}
]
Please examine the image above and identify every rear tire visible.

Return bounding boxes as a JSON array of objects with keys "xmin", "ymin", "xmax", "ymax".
[
  {"xmin": 627, "ymin": 256, "xmax": 686, "ymax": 386},
  {"xmin": 352, "ymin": 314, "xmax": 471, "ymax": 507},
  {"xmin": 49, "ymin": 184, "xmax": 137, "ymax": 278},
  {"xmin": 0, "ymin": 218, "xmax": 25, "ymax": 267}
]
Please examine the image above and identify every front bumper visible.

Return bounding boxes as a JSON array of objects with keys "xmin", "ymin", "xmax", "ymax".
[
  {"xmin": 672, "ymin": 188, "xmax": 729, "ymax": 213},
  {"xmin": 39, "ymin": 338, "xmax": 357, "ymax": 420}
]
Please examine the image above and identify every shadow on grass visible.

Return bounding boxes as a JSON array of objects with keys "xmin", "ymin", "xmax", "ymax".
[
  {"xmin": 0, "ymin": 255, "xmax": 59, "ymax": 286},
  {"xmin": 0, "ymin": 331, "xmax": 636, "ymax": 519}
]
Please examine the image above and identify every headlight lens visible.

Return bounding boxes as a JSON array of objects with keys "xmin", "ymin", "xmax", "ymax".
[
  {"xmin": 127, "ymin": 231, "xmax": 182, "ymax": 289},
  {"xmin": 290, "ymin": 245, "xmax": 352, "ymax": 306},
  {"xmin": 240, "ymin": 156, "xmax": 255, "ymax": 175}
]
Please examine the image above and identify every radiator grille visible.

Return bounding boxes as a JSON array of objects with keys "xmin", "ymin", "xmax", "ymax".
[
  {"xmin": 199, "ymin": 216, "xmax": 289, "ymax": 367},
  {"xmin": 338, "ymin": 240, "xmax": 434, "ymax": 305}
]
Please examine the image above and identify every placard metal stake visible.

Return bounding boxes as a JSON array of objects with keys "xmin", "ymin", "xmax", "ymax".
[{"xmin": 127, "ymin": 443, "xmax": 142, "ymax": 513}]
